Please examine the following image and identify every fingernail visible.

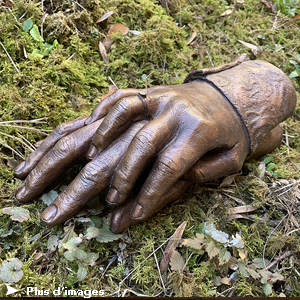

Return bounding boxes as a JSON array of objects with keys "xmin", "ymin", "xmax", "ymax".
[
  {"xmin": 14, "ymin": 161, "xmax": 26, "ymax": 174},
  {"xmin": 15, "ymin": 185, "xmax": 26, "ymax": 200},
  {"xmin": 85, "ymin": 116, "xmax": 93, "ymax": 125},
  {"xmin": 110, "ymin": 210, "xmax": 131, "ymax": 233},
  {"xmin": 106, "ymin": 188, "xmax": 120, "ymax": 205},
  {"xmin": 87, "ymin": 145, "xmax": 97, "ymax": 160},
  {"xmin": 131, "ymin": 204, "xmax": 143, "ymax": 219},
  {"xmin": 41, "ymin": 204, "xmax": 57, "ymax": 222}
]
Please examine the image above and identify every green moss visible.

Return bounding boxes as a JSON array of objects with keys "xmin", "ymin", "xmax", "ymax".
[{"xmin": 0, "ymin": 0, "xmax": 300, "ymax": 297}]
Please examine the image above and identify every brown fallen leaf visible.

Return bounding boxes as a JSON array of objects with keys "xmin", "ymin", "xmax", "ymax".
[
  {"xmin": 220, "ymin": 9, "xmax": 233, "ymax": 16},
  {"xmin": 260, "ymin": 0, "xmax": 277, "ymax": 13},
  {"xmin": 32, "ymin": 252, "xmax": 43, "ymax": 261},
  {"xmin": 103, "ymin": 23, "xmax": 129, "ymax": 51},
  {"xmin": 99, "ymin": 41, "xmax": 108, "ymax": 63},
  {"xmin": 220, "ymin": 277, "xmax": 232, "ymax": 285},
  {"xmin": 219, "ymin": 173, "xmax": 240, "ymax": 188},
  {"xmin": 187, "ymin": 32, "xmax": 197, "ymax": 45},
  {"xmin": 159, "ymin": 221, "xmax": 187, "ymax": 272},
  {"xmin": 238, "ymin": 40, "xmax": 262, "ymax": 56},
  {"xmin": 292, "ymin": 15, "xmax": 300, "ymax": 21},
  {"xmin": 170, "ymin": 250, "xmax": 185, "ymax": 272},
  {"xmin": 223, "ymin": 193, "xmax": 246, "ymax": 205},
  {"xmin": 227, "ymin": 204, "xmax": 258, "ymax": 215},
  {"xmin": 96, "ymin": 11, "xmax": 114, "ymax": 23}
]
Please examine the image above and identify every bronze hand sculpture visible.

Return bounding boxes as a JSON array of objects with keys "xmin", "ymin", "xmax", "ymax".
[{"xmin": 14, "ymin": 55, "xmax": 296, "ymax": 233}]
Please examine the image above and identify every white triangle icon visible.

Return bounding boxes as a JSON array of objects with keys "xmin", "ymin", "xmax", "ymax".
[{"xmin": 6, "ymin": 285, "xmax": 19, "ymax": 295}]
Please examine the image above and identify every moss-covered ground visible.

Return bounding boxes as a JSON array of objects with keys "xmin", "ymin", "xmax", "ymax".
[{"xmin": 0, "ymin": 0, "xmax": 300, "ymax": 297}]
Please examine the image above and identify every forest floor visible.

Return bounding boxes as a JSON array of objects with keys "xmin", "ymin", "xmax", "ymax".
[{"xmin": 0, "ymin": 0, "xmax": 300, "ymax": 297}]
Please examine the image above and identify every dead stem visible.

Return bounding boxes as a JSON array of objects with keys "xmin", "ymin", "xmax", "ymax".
[
  {"xmin": 0, "ymin": 131, "xmax": 35, "ymax": 152},
  {"xmin": 263, "ymin": 250, "xmax": 297, "ymax": 271},
  {"xmin": 0, "ymin": 41, "xmax": 20, "ymax": 73},
  {"xmin": 0, "ymin": 124, "xmax": 51, "ymax": 134}
]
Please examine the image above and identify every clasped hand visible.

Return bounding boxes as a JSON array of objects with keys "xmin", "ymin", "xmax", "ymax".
[{"xmin": 14, "ymin": 81, "xmax": 283, "ymax": 233}]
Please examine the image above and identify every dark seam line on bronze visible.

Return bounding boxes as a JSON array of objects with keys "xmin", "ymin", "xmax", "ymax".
[
  {"xmin": 137, "ymin": 92, "xmax": 149, "ymax": 120},
  {"xmin": 184, "ymin": 75, "xmax": 252, "ymax": 155}
]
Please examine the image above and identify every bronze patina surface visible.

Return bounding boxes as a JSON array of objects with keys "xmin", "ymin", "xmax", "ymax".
[{"xmin": 14, "ymin": 55, "xmax": 297, "ymax": 233}]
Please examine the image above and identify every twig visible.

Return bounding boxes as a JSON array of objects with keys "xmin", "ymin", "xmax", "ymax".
[
  {"xmin": 8, "ymin": 8, "xmax": 18, "ymax": 22},
  {"xmin": 263, "ymin": 215, "xmax": 287, "ymax": 268},
  {"xmin": 0, "ymin": 124, "xmax": 50, "ymax": 134},
  {"xmin": 0, "ymin": 41, "xmax": 20, "ymax": 73},
  {"xmin": 263, "ymin": 251, "xmax": 296, "ymax": 271},
  {"xmin": 121, "ymin": 289, "xmax": 148, "ymax": 297},
  {"xmin": 205, "ymin": 50, "xmax": 214, "ymax": 67},
  {"xmin": 17, "ymin": 132, "xmax": 36, "ymax": 151},
  {"xmin": 108, "ymin": 76, "xmax": 119, "ymax": 89},
  {"xmin": 0, "ymin": 131, "xmax": 34, "ymax": 152},
  {"xmin": 118, "ymin": 235, "xmax": 172, "ymax": 289},
  {"xmin": 70, "ymin": 0, "xmax": 86, "ymax": 10},
  {"xmin": 0, "ymin": 139, "xmax": 24, "ymax": 159},
  {"xmin": 0, "ymin": 117, "xmax": 48, "ymax": 124},
  {"xmin": 67, "ymin": 52, "xmax": 77, "ymax": 61},
  {"xmin": 228, "ymin": 288, "xmax": 236, "ymax": 297},
  {"xmin": 152, "ymin": 245, "xmax": 166, "ymax": 291}
]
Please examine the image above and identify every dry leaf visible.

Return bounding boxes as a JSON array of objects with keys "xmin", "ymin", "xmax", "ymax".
[
  {"xmin": 257, "ymin": 161, "xmax": 266, "ymax": 179},
  {"xmin": 159, "ymin": 0, "xmax": 168, "ymax": 9},
  {"xmin": 227, "ymin": 204, "xmax": 258, "ymax": 215},
  {"xmin": 220, "ymin": 277, "xmax": 232, "ymax": 285},
  {"xmin": 223, "ymin": 193, "xmax": 246, "ymax": 205},
  {"xmin": 219, "ymin": 173, "xmax": 240, "ymax": 188},
  {"xmin": 102, "ymin": 24, "xmax": 129, "ymax": 51},
  {"xmin": 182, "ymin": 233, "xmax": 205, "ymax": 250},
  {"xmin": 187, "ymin": 32, "xmax": 197, "ymax": 45},
  {"xmin": 220, "ymin": 9, "xmax": 233, "ymax": 16},
  {"xmin": 32, "ymin": 252, "xmax": 43, "ymax": 261},
  {"xmin": 2, "ymin": 207, "xmax": 30, "ymax": 222},
  {"xmin": 96, "ymin": 11, "xmax": 114, "ymax": 23},
  {"xmin": 170, "ymin": 250, "xmax": 185, "ymax": 271},
  {"xmin": 99, "ymin": 41, "xmax": 108, "ymax": 63},
  {"xmin": 238, "ymin": 40, "xmax": 262, "ymax": 56},
  {"xmin": 292, "ymin": 15, "xmax": 300, "ymax": 21},
  {"xmin": 236, "ymin": 0, "xmax": 245, "ymax": 3},
  {"xmin": 159, "ymin": 221, "xmax": 187, "ymax": 272},
  {"xmin": 260, "ymin": 0, "xmax": 277, "ymax": 13}
]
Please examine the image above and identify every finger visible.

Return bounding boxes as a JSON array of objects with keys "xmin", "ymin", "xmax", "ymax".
[
  {"xmin": 106, "ymin": 110, "xmax": 178, "ymax": 206},
  {"xmin": 85, "ymin": 88, "xmax": 144, "ymax": 125},
  {"xmin": 129, "ymin": 131, "xmax": 212, "ymax": 222},
  {"xmin": 40, "ymin": 121, "xmax": 147, "ymax": 226},
  {"xmin": 14, "ymin": 116, "xmax": 87, "ymax": 179},
  {"xmin": 182, "ymin": 143, "xmax": 248, "ymax": 183},
  {"xmin": 110, "ymin": 180, "xmax": 192, "ymax": 233},
  {"xmin": 35, "ymin": 139, "xmax": 45, "ymax": 148},
  {"xmin": 15, "ymin": 119, "xmax": 102, "ymax": 203},
  {"xmin": 88, "ymin": 95, "xmax": 145, "ymax": 157},
  {"xmin": 247, "ymin": 125, "xmax": 283, "ymax": 160}
]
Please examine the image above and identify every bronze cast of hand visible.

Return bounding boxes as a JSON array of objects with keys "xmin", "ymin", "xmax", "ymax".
[
  {"xmin": 84, "ymin": 58, "xmax": 296, "ymax": 230},
  {"xmin": 14, "ymin": 57, "xmax": 296, "ymax": 233},
  {"xmin": 14, "ymin": 116, "xmax": 192, "ymax": 232}
]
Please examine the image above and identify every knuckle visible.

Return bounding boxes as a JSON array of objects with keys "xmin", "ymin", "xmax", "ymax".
[
  {"xmin": 53, "ymin": 135, "xmax": 74, "ymax": 157},
  {"xmin": 132, "ymin": 130, "xmax": 155, "ymax": 153},
  {"xmin": 55, "ymin": 122, "xmax": 69, "ymax": 136},
  {"xmin": 115, "ymin": 99, "xmax": 130, "ymax": 113},
  {"xmin": 227, "ymin": 151, "xmax": 243, "ymax": 172},
  {"xmin": 79, "ymin": 164, "xmax": 100, "ymax": 185},
  {"xmin": 141, "ymin": 185, "xmax": 158, "ymax": 198},
  {"xmin": 114, "ymin": 168, "xmax": 130, "ymax": 185},
  {"xmin": 156, "ymin": 156, "xmax": 180, "ymax": 175}
]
